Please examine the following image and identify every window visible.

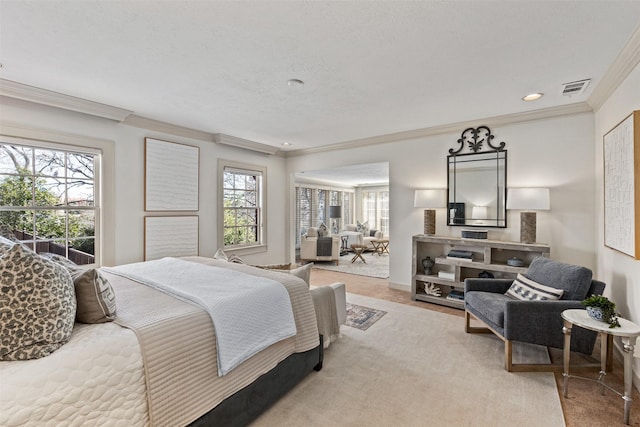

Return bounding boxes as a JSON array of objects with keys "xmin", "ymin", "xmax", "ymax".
[
  {"xmin": 220, "ymin": 161, "xmax": 265, "ymax": 250},
  {"xmin": 295, "ymin": 185, "xmax": 354, "ymax": 247},
  {"xmin": 361, "ymin": 189, "xmax": 389, "ymax": 235},
  {"xmin": 0, "ymin": 140, "xmax": 99, "ymax": 265}
]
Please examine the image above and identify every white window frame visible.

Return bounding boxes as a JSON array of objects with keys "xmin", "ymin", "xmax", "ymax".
[
  {"xmin": 218, "ymin": 159, "xmax": 267, "ymax": 254},
  {"xmin": 0, "ymin": 136, "xmax": 101, "ymax": 266}
]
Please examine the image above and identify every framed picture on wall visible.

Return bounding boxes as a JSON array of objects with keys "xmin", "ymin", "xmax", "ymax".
[
  {"xmin": 144, "ymin": 216, "xmax": 199, "ymax": 261},
  {"xmin": 603, "ymin": 110, "xmax": 639, "ymax": 259},
  {"xmin": 145, "ymin": 138, "xmax": 199, "ymax": 211}
]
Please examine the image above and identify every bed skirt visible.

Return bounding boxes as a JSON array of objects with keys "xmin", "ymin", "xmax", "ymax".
[{"xmin": 189, "ymin": 336, "xmax": 323, "ymax": 427}]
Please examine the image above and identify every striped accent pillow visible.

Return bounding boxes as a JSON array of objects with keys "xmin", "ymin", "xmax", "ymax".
[{"xmin": 505, "ymin": 273, "xmax": 564, "ymax": 301}]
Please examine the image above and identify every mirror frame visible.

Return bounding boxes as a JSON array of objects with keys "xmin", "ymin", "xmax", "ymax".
[{"xmin": 447, "ymin": 126, "xmax": 508, "ymax": 228}]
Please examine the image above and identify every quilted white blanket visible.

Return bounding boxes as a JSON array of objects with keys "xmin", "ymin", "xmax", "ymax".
[
  {"xmin": 0, "ymin": 323, "xmax": 148, "ymax": 426},
  {"xmin": 105, "ymin": 257, "xmax": 297, "ymax": 376}
]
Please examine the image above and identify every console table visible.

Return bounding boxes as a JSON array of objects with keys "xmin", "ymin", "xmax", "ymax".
[
  {"xmin": 562, "ymin": 309, "xmax": 640, "ymax": 425},
  {"xmin": 411, "ymin": 235, "xmax": 549, "ymax": 309}
]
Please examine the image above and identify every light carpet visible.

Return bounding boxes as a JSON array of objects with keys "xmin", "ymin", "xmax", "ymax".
[
  {"xmin": 252, "ymin": 293, "xmax": 565, "ymax": 427},
  {"xmin": 312, "ymin": 252, "xmax": 389, "ymax": 279}
]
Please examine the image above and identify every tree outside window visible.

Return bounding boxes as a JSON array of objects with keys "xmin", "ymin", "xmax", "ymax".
[
  {"xmin": 222, "ymin": 167, "xmax": 263, "ymax": 248},
  {"xmin": 0, "ymin": 142, "xmax": 98, "ymax": 265}
]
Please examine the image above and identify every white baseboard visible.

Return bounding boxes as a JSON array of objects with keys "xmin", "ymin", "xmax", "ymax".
[{"xmin": 388, "ymin": 281, "xmax": 410, "ymax": 292}]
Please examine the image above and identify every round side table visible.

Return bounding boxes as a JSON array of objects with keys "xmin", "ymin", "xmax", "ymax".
[{"xmin": 561, "ymin": 309, "xmax": 640, "ymax": 425}]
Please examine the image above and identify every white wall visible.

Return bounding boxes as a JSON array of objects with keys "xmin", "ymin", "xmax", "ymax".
[
  {"xmin": 286, "ymin": 112, "xmax": 597, "ymax": 291},
  {"xmin": 594, "ymin": 62, "xmax": 640, "ymax": 374},
  {"xmin": 0, "ymin": 96, "xmax": 289, "ymax": 266}
]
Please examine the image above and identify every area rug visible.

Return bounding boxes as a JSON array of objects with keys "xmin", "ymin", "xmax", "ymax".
[
  {"xmin": 345, "ymin": 303, "xmax": 387, "ymax": 330},
  {"xmin": 312, "ymin": 252, "xmax": 389, "ymax": 279},
  {"xmin": 252, "ymin": 293, "xmax": 565, "ymax": 427}
]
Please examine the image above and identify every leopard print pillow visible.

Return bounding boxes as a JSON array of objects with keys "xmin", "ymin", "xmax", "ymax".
[{"xmin": 0, "ymin": 244, "xmax": 76, "ymax": 361}]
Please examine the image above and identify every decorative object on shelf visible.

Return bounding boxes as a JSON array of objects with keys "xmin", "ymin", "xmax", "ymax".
[
  {"xmin": 506, "ymin": 188, "xmax": 550, "ymax": 244},
  {"xmin": 447, "ymin": 249, "xmax": 473, "ymax": 260},
  {"xmin": 422, "ymin": 256, "xmax": 435, "ymax": 275},
  {"xmin": 447, "ymin": 126, "xmax": 507, "ymax": 228},
  {"xmin": 329, "ymin": 205, "xmax": 341, "ymax": 234},
  {"xmin": 603, "ymin": 110, "xmax": 639, "ymax": 259},
  {"xmin": 437, "ymin": 271, "xmax": 455, "ymax": 280},
  {"xmin": 446, "ymin": 290, "xmax": 465, "ymax": 301},
  {"xmin": 424, "ymin": 283, "xmax": 441, "ymax": 297},
  {"xmin": 461, "ymin": 228, "xmax": 488, "ymax": 239},
  {"xmin": 506, "ymin": 257, "xmax": 525, "ymax": 267},
  {"xmin": 414, "ymin": 189, "xmax": 446, "ymax": 235},
  {"xmin": 478, "ymin": 270, "xmax": 494, "ymax": 279},
  {"xmin": 581, "ymin": 295, "xmax": 621, "ymax": 328}
]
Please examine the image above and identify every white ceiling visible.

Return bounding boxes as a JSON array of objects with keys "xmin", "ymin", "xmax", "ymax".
[
  {"xmin": 295, "ymin": 162, "xmax": 389, "ymax": 187},
  {"xmin": 1, "ymin": 1, "xmax": 639, "ymax": 153}
]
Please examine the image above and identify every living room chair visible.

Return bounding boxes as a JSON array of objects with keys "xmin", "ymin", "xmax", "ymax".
[
  {"xmin": 300, "ymin": 227, "xmax": 340, "ymax": 265},
  {"xmin": 464, "ymin": 257, "xmax": 607, "ymax": 372},
  {"xmin": 342, "ymin": 224, "xmax": 383, "ymax": 250}
]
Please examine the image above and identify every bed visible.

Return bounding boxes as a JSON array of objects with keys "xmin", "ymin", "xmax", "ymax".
[{"xmin": 0, "ymin": 254, "xmax": 337, "ymax": 427}]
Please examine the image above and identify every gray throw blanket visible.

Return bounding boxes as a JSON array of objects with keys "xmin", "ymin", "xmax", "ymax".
[{"xmin": 317, "ymin": 236, "xmax": 333, "ymax": 256}]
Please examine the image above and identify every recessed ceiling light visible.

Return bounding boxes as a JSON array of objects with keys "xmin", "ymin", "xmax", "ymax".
[
  {"xmin": 281, "ymin": 142, "xmax": 291, "ymax": 147},
  {"xmin": 522, "ymin": 93, "xmax": 543, "ymax": 101},
  {"xmin": 287, "ymin": 79, "xmax": 304, "ymax": 88}
]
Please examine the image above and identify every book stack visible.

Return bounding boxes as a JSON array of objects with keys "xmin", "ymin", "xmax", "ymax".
[
  {"xmin": 437, "ymin": 271, "xmax": 455, "ymax": 281},
  {"xmin": 446, "ymin": 290, "xmax": 465, "ymax": 302},
  {"xmin": 446, "ymin": 250, "xmax": 473, "ymax": 261}
]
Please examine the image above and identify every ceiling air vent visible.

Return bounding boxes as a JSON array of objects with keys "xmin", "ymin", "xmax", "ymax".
[{"xmin": 561, "ymin": 79, "xmax": 591, "ymax": 96}]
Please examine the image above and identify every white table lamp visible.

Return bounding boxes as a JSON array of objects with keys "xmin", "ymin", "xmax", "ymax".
[
  {"xmin": 414, "ymin": 189, "xmax": 446, "ymax": 235},
  {"xmin": 506, "ymin": 188, "xmax": 550, "ymax": 243}
]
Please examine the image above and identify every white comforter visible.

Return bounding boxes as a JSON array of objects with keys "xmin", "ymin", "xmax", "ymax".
[
  {"xmin": 0, "ymin": 323, "xmax": 148, "ymax": 427},
  {"xmin": 105, "ymin": 257, "xmax": 297, "ymax": 376}
]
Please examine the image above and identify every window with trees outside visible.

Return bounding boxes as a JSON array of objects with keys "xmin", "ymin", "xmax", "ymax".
[
  {"xmin": 221, "ymin": 163, "xmax": 265, "ymax": 249},
  {"xmin": 0, "ymin": 140, "xmax": 99, "ymax": 265},
  {"xmin": 362, "ymin": 190, "xmax": 389, "ymax": 236}
]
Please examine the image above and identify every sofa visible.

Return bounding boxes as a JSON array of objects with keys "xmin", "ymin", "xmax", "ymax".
[
  {"xmin": 341, "ymin": 224, "xmax": 383, "ymax": 251},
  {"xmin": 300, "ymin": 227, "xmax": 340, "ymax": 264}
]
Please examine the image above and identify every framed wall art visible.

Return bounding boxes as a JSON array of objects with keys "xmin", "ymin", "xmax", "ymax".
[
  {"xmin": 603, "ymin": 110, "xmax": 639, "ymax": 259},
  {"xmin": 144, "ymin": 216, "xmax": 199, "ymax": 261},
  {"xmin": 145, "ymin": 138, "xmax": 199, "ymax": 211}
]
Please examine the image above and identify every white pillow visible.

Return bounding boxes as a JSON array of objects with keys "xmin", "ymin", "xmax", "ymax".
[
  {"xmin": 289, "ymin": 263, "xmax": 313, "ymax": 286},
  {"xmin": 357, "ymin": 220, "xmax": 369, "ymax": 237},
  {"xmin": 505, "ymin": 273, "xmax": 564, "ymax": 301}
]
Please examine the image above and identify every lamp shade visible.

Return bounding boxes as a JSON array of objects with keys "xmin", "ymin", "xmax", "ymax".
[
  {"xmin": 414, "ymin": 189, "xmax": 446, "ymax": 208},
  {"xmin": 472, "ymin": 205, "xmax": 488, "ymax": 219},
  {"xmin": 506, "ymin": 188, "xmax": 550, "ymax": 210},
  {"xmin": 328, "ymin": 205, "xmax": 342, "ymax": 219}
]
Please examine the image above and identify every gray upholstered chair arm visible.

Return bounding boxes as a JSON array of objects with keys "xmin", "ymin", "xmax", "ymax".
[
  {"xmin": 464, "ymin": 278, "xmax": 513, "ymax": 294},
  {"xmin": 503, "ymin": 300, "xmax": 586, "ymax": 347}
]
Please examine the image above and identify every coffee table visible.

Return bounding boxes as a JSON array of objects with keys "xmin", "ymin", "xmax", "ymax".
[
  {"xmin": 371, "ymin": 238, "xmax": 389, "ymax": 256},
  {"xmin": 562, "ymin": 309, "xmax": 640, "ymax": 425},
  {"xmin": 350, "ymin": 244, "xmax": 367, "ymax": 264}
]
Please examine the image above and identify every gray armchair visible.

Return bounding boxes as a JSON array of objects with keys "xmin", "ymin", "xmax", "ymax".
[{"xmin": 464, "ymin": 257, "xmax": 606, "ymax": 372}]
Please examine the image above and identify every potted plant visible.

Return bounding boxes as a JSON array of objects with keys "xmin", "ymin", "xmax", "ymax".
[{"xmin": 581, "ymin": 295, "xmax": 621, "ymax": 328}]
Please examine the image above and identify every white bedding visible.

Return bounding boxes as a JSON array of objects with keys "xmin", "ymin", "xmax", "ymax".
[
  {"xmin": 105, "ymin": 257, "xmax": 297, "ymax": 376},
  {"xmin": 0, "ymin": 323, "xmax": 148, "ymax": 427}
]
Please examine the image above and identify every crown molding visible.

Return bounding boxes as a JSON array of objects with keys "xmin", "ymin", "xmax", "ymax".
[
  {"xmin": 213, "ymin": 133, "xmax": 279, "ymax": 155},
  {"xmin": 0, "ymin": 120, "xmax": 114, "ymax": 147},
  {"xmin": 122, "ymin": 114, "xmax": 215, "ymax": 142},
  {"xmin": 0, "ymin": 79, "xmax": 133, "ymax": 121},
  {"xmin": 587, "ymin": 24, "xmax": 640, "ymax": 111},
  {"xmin": 285, "ymin": 102, "xmax": 593, "ymax": 157}
]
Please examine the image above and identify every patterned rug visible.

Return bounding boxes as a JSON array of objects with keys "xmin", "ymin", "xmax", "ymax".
[
  {"xmin": 345, "ymin": 303, "xmax": 387, "ymax": 330},
  {"xmin": 312, "ymin": 252, "xmax": 389, "ymax": 279}
]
